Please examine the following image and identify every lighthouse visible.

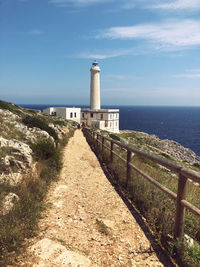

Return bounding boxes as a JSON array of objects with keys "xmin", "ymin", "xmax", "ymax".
[
  {"xmin": 90, "ymin": 61, "xmax": 101, "ymax": 110},
  {"xmin": 43, "ymin": 61, "xmax": 119, "ymax": 133}
]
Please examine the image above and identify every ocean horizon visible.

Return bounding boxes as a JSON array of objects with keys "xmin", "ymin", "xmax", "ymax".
[{"xmin": 20, "ymin": 104, "xmax": 200, "ymax": 156}]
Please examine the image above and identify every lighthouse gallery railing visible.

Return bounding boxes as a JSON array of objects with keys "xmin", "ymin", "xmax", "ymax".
[{"xmin": 83, "ymin": 127, "xmax": 200, "ymax": 239}]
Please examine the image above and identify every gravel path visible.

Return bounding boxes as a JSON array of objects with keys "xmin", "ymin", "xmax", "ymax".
[{"xmin": 19, "ymin": 130, "xmax": 167, "ymax": 266}]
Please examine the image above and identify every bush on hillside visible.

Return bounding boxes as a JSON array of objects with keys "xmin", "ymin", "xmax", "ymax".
[
  {"xmin": 22, "ymin": 116, "xmax": 58, "ymax": 142},
  {"xmin": 109, "ymin": 134, "xmax": 120, "ymax": 141},
  {"xmin": 0, "ymin": 100, "xmax": 22, "ymax": 115},
  {"xmin": 31, "ymin": 140, "xmax": 57, "ymax": 160}
]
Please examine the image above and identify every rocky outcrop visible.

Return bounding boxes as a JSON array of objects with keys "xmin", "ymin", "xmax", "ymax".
[
  {"xmin": 158, "ymin": 139, "xmax": 200, "ymax": 164},
  {"xmin": 118, "ymin": 130, "xmax": 200, "ymax": 165},
  {"xmin": 0, "ymin": 137, "xmax": 34, "ymax": 186},
  {"xmin": 0, "ymin": 193, "xmax": 19, "ymax": 216},
  {"xmin": 28, "ymin": 238, "xmax": 92, "ymax": 266},
  {"xmin": 0, "ymin": 102, "xmax": 70, "ymax": 216},
  {"xmin": 0, "ymin": 137, "xmax": 33, "ymax": 166}
]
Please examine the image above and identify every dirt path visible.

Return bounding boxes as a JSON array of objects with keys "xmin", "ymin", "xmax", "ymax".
[{"xmin": 19, "ymin": 130, "xmax": 167, "ymax": 266}]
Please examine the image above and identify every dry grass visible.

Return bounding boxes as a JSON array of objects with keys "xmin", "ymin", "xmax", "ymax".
[
  {"xmin": 84, "ymin": 129, "xmax": 200, "ymax": 267},
  {"xmin": 0, "ymin": 128, "xmax": 75, "ymax": 266}
]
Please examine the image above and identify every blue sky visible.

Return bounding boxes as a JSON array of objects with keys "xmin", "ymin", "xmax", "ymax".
[{"xmin": 0, "ymin": 0, "xmax": 200, "ymax": 106}]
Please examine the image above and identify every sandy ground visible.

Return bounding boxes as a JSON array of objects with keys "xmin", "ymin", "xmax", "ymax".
[{"xmin": 17, "ymin": 130, "xmax": 169, "ymax": 266}]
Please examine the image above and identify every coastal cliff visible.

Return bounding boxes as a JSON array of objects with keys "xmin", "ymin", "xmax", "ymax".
[
  {"xmin": 101, "ymin": 129, "xmax": 200, "ymax": 169},
  {"xmin": 0, "ymin": 101, "xmax": 74, "ymax": 215}
]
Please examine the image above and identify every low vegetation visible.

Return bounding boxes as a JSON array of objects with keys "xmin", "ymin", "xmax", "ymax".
[
  {"xmin": 22, "ymin": 115, "xmax": 59, "ymax": 142},
  {"xmin": 95, "ymin": 219, "xmax": 110, "ymax": 236},
  {"xmin": 0, "ymin": 100, "xmax": 23, "ymax": 115},
  {"xmin": 0, "ymin": 128, "xmax": 74, "ymax": 266},
  {"xmin": 0, "ymin": 100, "xmax": 75, "ymax": 265},
  {"xmin": 85, "ymin": 128, "xmax": 200, "ymax": 267}
]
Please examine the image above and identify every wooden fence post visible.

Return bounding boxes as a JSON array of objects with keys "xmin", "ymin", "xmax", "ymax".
[
  {"xmin": 102, "ymin": 137, "xmax": 104, "ymax": 152},
  {"xmin": 93, "ymin": 132, "xmax": 96, "ymax": 148},
  {"xmin": 110, "ymin": 141, "xmax": 114, "ymax": 163},
  {"xmin": 126, "ymin": 150, "xmax": 132, "ymax": 188},
  {"xmin": 96, "ymin": 133, "xmax": 99, "ymax": 149},
  {"xmin": 174, "ymin": 174, "xmax": 187, "ymax": 239}
]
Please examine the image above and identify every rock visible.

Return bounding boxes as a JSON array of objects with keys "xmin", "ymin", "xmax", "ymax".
[
  {"xmin": 184, "ymin": 234, "xmax": 194, "ymax": 247},
  {"xmin": 0, "ymin": 192, "xmax": 19, "ymax": 216},
  {"xmin": 0, "ymin": 137, "xmax": 34, "ymax": 186},
  {"xmin": 119, "ymin": 130, "xmax": 200, "ymax": 164},
  {"xmin": 49, "ymin": 123, "xmax": 66, "ymax": 140},
  {"xmin": 0, "ymin": 109, "xmax": 20, "ymax": 121},
  {"xmin": 29, "ymin": 238, "xmax": 92, "ymax": 266},
  {"xmin": 159, "ymin": 139, "xmax": 200, "ymax": 164},
  {"xmin": 0, "ymin": 137, "xmax": 33, "ymax": 167},
  {"xmin": 0, "ymin": 172, "xmax": 23, "ymax": 186},
  {"xmin": 13, "ymin": 122, "xmax": 54, "ymax": 143}
]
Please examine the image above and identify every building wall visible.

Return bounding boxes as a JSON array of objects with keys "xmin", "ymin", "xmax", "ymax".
[
  {"xmin": 43, "ymin": 107, "xmax": 119, "ymax": 132},
  {"xmin": 65, "ymin": 108, "xmax": 81, "ymax": 123},
  {"xmin": 81, "ymin": 110, "xmax": 119, "ymax": 133},
  {"xmin": 43, "ymin": 107, "xmax": 81, "ymax": 123}
]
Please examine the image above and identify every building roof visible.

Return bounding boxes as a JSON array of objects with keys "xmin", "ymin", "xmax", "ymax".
[{"xmin": 81, "ymin": 109, "xmax": 119, "ymax": 113}]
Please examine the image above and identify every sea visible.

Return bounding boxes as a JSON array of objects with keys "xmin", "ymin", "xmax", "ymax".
[{"xmin": 20, "ymin": 105, "xmax": 200, "ymax": 156}]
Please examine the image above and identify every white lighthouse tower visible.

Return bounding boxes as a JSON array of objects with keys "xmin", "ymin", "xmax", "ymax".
[
  {"xmin": 43, "ymin": 61, "xmax": 119, "ymax": 133},
  {"xmin": 90, "ymin": 61, "xmax": 101, "ymax": 110}
]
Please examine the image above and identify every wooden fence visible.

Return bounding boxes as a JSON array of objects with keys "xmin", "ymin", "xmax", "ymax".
[{"xmin": 83, "ymin": 127, "xmax": 200, "ymax": 239}]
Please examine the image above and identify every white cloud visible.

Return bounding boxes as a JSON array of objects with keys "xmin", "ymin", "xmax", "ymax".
[
  {"xmin": 49, "ymin": 0, "xmax": 113, "ymax": 7},
  {"xmin": 78, "ymin": 49, "xmax": 132, "ymax": 59},
  {"xmin": 174, "ymin": 69, "xmax": 200, "ymax": 78},
  {"xmin": 97, "ymin": 19, "xmax": 200, "ymax": 51},
  {"xmin": 151, "ymin": 0, "xmax": 200, "ymax": 10},
  {"xmin": 121, "ymin": 0, "xmax": 135, "ymax": 9}
]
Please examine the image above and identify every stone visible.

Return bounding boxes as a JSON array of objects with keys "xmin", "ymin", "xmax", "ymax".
[
  {"xmin": 0, "ymin": 192, "xmax": 19, "ymax": 216},
  {"xmin": 0, "ymin": 137, "xmax": 33, "ymax": 167},
  {"xmin": 29, "ymin": 238, "xmax": 92, "ymax": 266},
  {"xmin": 184, "ymin": 234, "xmax": 194, "ymax": 247},
  {"xmin": 0, "ymin": 172, "xmax": 23, "ymax": 186}
]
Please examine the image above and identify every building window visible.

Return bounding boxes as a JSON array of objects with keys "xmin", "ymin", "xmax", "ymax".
[
  {"xmin": 110, "ymin": 122, "xmax": 112, "ymax": 127},
  {"xmin": 74, "ymin": 112, "xmax": 76, "ymax": 118},
  {"xmin": 100, "ymin": 114, "xmax": 103, "ymax": 119},
  {"xmin": 105, "ymin": 121, "xmax": 108, "ymax": 127},
  {"xmin": 110, "ymin": 114, "xmax": 113, "ymax": 119},
  {"xmin": 91, "ymin": 113, "xmax": 93, "ymax": 118},
  {"xmin": 116, "ymin": 121, "xmax": 118, "ymax": 126},
  {"xmin": 82, "ymin": 113, "xmax": 84, "ymax": 118},
  {"xmin": 70, "ymin": 112, "xmax": 73, "ymax": 118}
]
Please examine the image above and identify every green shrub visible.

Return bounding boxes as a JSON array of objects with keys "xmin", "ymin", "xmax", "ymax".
[
  {"xmin": 96, "ymin": 219, "xmax": 110, "ymax": 236},
  {"xmin": 109, "ymin": 134, "xmax": 120, "ymax": 141},
  {"xmin": 161, "ymin": 152, "xmax": 173, "ymax": 160},
  {"xmin": 22, "ymin": 116, "xmax": 58, "ymax": 142},
  {"xmin": 31, "ymin": 140, "xmax": 57, "ymax": 160},
  {"xmin": 0, "ymin": 100, "xmax": 22, "ymax": 115},
  {"xmin": 0, "ymin": 178, "xmax": 46, "ymax": 265},
  {"xmin": 40, "ymin": 153, "xmax": 62, "ymax": 183},
  {"xmin": 193, "ymin": 163, "xmax": 200, "ymax": 169},
  {"xmin": 136, "ymin": 155, "xmax": 159, "ymax": 168},
  {"xmin": 53, "ymin": 119, "xmax": 66, "ymax": 126}
]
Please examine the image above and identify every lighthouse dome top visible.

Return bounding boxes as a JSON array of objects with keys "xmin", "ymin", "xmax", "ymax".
[
  {"xmin": 92, "ymin": 60, "xmax": 98, "ymax": 66},
  {"xmin": 90, "ymin": 60, "xmax": 100, "ymax": 72}
]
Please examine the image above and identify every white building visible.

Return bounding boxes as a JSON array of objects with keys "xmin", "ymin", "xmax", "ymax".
[
  {"xmin": 81, "ymin": 108, "xmax": 119, "ymax": 133},
  {"xmin": 42, "ymin": 61, "xmax": 119, "ymax": 133},
  {"xmin": 43, "ymin": 107, "xmax": 81, "ymax": 123}
]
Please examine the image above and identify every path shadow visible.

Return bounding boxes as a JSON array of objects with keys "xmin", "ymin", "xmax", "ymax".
[{"xmin": 88, "ymin": 142, "xmax": 178, "ymax": 267}]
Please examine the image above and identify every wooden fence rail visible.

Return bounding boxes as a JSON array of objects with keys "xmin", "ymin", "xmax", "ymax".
[{"xmin": 83, "ymin": 127, "xmax": 200, "ymax": 239}]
